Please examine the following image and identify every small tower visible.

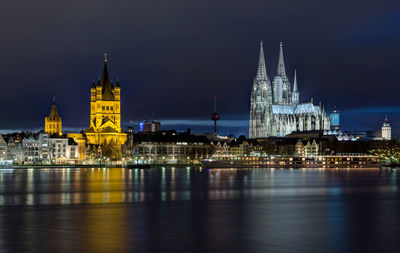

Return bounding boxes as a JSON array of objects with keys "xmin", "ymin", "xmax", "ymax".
[
  {"xmin": 292, "ymin": 70, "xmax": 299, "ymax": 105},
  {"xmin": 382, "ymin": 115, "xmax": 391, "ymax": 140},
  {"xmin": 45, "ymin": 97, "xmax": 62, "ymax": 135},
  {"xmin": 211, "ymin": 96, "xmax": 220, "ymax": 134}
]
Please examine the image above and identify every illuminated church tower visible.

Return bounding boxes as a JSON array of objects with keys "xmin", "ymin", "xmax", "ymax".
[
  {"xmin": 45, "ymin": 97, "xmax": 62, "ymax": 135},
  {"xmin": 84, "ymin": 53, "xmax": 126, "ymax": 145}
]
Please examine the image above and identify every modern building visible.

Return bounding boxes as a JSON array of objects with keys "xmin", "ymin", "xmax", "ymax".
[
  {"xmin": 381, "ymin": 115, "xmax": 391, "ymax": 140},
  {"xmin": 140, "ymin": 120, "xmax": 161, "ymax": 133},
  {"xmin": 45, "ymin": 97, "xmax": 62, "ymax": 135},
  {"xmin": 249, "ymin": 41, "xmax": 330, "ymax": 138},
  {"xmin": 330, "ymin": 106, "xmax": 340, "ymax": 130},
  {"xmin": 131, "ymin": 130, "xmax": 214, "ymax": 164}
]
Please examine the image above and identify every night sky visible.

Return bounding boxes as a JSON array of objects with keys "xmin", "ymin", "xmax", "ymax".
[{"xmin": 1, "ymin": 0, "xmax": 400, "ymax": 136}]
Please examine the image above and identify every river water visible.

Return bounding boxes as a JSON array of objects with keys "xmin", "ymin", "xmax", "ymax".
[{"xmin": 0, "ymin": 167, "xmax": 399, "ymax": 252}]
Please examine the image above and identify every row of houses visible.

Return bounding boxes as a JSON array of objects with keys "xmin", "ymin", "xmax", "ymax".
[
  {"xmin": 0, "ymin": 132, "xmax": 79, "ymax": 164},
  {"xmin": 5, "ymin": 129, "xmax": 375, "ymax": 165}
]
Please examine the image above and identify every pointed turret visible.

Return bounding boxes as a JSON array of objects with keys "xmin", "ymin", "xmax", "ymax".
[
  {"xmin": 101, "ymin": 53, "xmax": 114, "ymax": 101},
  {"xmin": 291, "ymin": 69, "xmax": 299, "ymax": 105},
  {"xmin": 255, "ymin": 41, "xmax": 268, "ymax": 81},
  {"xmin": 293, "ymin": 69, "xmax": 298, "ymax": 92},
  {"xmin": 277, "ymin": 41, "xmax": 287, "ymax": 79},
  {"xmin": 49, "ymin": 97, "xmax": 60, "ymax": 120},
  {"xmin": 45, "ymin": 97, "xmax": 62, "ymax": 135}
]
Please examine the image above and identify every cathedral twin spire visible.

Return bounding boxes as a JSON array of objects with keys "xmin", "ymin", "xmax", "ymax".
[
  {"xmin": 277, "ymin": 41, "xmax": 288, "ymax": 80},
  {"xmin": 255, "ymin": 41, "xmax": 298, "ymax": 103},
  {"xmin": 256, "ymin": 41, "xmax": 268, "ymax": 81}
]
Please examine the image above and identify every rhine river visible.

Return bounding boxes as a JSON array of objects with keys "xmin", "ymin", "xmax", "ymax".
[{"xmin": 0, "ymin": 167, "xmax": 399, "ymax": 252}]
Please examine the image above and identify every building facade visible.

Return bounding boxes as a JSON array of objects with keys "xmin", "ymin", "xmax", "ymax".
[
  {"xmin": 0, "ymin": 135, "xmax": 7, "ymax": 160},
  {"xmin": 140, "ymin": 120, "xmax": 161, "ymax": 133},
  {"xmin": 249, "ymin": 42, "xmax": 330, "ymax": 138},
  {"xmin": 131, "ymin": 131, "xmax": 214, "ymax": 164},
  {"xmin": 381, "ymin": 115, "xmax": 391, "ymax": 140},
  {"xmin": 45, "ymin": 97, "xmax": 62, "ymax": 135},
  {"xmin": 330, "ymin": 106, "xmax": 340, "ymax": 130},
  {"xmin": 49, "ymin": 137, "xmax": 78, "ymax": 164},
  {"xmin": 6, "ymin": 136, "xmax": 24, "ymax": 162},
  {"xmin": 84, "ymin": 54, "xmax": 127, "ymax": 146}
]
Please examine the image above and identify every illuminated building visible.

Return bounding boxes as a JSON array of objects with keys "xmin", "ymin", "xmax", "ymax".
[
  {"xmin": 22, "ymin": 135, "xmax": 40, "ymax": 163},
  {"xmin": 381, "ymin": 115, "xmax": 391, "ymax": 140},
  {"xmin": 20, "ymin": 132, "xmax": 50, "ymax": 163},
  {"xmin": 5, "ymin": 136, "xmax": 24, "ymax": 162},
  {"xmin": 304, "ymin": 140, "xmax": 319, "ymax": 157},
  {"xmin": 84, "ymin": 53, "xmax": 127, "ymax": 146},
  {"xmin": 49, "ymin": 137, "xmax": 79, "ymax": 164},
  {"xmin": 0, "ymin": 135, "xmax": 7, "ymax": 160},
  {"xmin": 249, "ymin": 41, "xmax": 330, "ymax": 138},
  {"xmin": 294, "ymin": 139, "xmax": 305, "ymax": 156},
  {"xmin": 68, "ymin": 54, "xmax": 127, "ymax": 160},
  {"xmin": 45, "ymin": 97, "xmax": 62, "ymax": 135},
  {"xmin": 330, "ymin": 106, "xmax": 340, "ymax": 130},
  {"xmin": 131, "ymin": 130, "xmax": 214, "ymax": 164},
  {"xmin": 140, "ymin": 120, "xmax": 161, "ymax": 133}
]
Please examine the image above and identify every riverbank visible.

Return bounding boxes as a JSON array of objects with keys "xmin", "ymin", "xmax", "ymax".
[{"xmin": 10, "ymin": 164, "xmax": 202, "ymax": 169}]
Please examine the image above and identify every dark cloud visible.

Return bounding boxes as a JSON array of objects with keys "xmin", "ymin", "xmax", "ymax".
[{"xmin": 0, "ymin": 0, "xmax": 399, "ymax": 135}]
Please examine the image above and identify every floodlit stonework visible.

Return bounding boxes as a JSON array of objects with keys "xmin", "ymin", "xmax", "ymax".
[{"xmin": 249, "ymin": 42, "xmax": 330, "ymax": 138}]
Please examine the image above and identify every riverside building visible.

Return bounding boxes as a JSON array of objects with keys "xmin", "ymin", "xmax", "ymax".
[
  {"xmin": 381, "ymin": 115, "xmax": 391, "ymax": 140},
  {"xmin": 131, "ymin": 130, "xmax": 214, "ymax": 165}
]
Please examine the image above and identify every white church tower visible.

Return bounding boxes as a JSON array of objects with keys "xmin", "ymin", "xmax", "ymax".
[
  {"xmin": 273, "ymin": 42, "xmax": 291, "ymax": 105},
  {"xmin": 381, "ymin": 115, "xmax": 391, "ymax": 140},
  {"xmin": 249, "ymin": 41, "xmax": 272, "ymax": 138}
]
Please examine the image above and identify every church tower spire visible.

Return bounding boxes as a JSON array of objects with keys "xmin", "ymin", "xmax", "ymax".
[
  {"xmin": 45, "ymin": 97, "xmax": 62, "ymax": 135},
  {"xmin": 256, "ymin": 41, "xmax": 268, "ymax": 81},
  {"xmin": 101, "ymin": 52, "xmax": 114, "ymax": 101},
  {"xmin": 277, "ymin": 41, "xmax": 287, "ymax": 79}
]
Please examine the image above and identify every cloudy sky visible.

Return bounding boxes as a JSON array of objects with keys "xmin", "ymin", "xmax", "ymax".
[{"xmin": 1, "ymin": 0, "xmax": 399, "ymax": 136}]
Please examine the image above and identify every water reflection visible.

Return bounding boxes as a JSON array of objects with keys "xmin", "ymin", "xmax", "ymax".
[
  {"xmin": 0, "ymin": 167, "xmax": 397, "ymax": 206},
  {"xmin": 0, "ymin": 167, "xmax": 399, "ymax": 252}
]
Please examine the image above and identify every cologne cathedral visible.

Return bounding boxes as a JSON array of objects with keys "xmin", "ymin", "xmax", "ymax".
[{"xmin": 249, "ymin": 42, "xmax": 330, "ymax": 138}]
